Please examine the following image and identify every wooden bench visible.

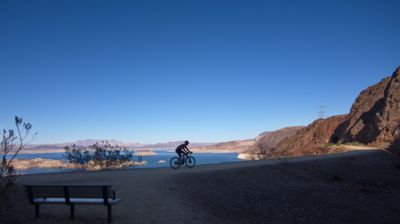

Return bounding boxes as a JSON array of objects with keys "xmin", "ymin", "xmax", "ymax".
[{"xmin": 24, "ymin": 184, "xmax": 121, "ymax": 223}]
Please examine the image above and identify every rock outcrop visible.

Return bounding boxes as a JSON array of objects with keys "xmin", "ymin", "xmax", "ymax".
[
  {"xmin": 238, "ymin": 126, "xmax": 305, "ymax": 159},
  {"xmin": 192, "ymin": 139, "xmax": 256, "ymax": 153},
  {"xmin": 255, "ymin": 126, "xmax": 305, "ymax": 148},
  {"xmin": 333, "ymin": 67, "xmax": 400, "ymax": 148},
  {"xmin": 274, "ymin": 115, "xmax": 348, "ymax": 156}
]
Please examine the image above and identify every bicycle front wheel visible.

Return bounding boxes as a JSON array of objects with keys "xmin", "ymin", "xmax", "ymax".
[
  {"xmin": 185, "ymin": 156, "xmax": 196, "ymax": 168},
  {"xmin": 170, "ymin": 157, "xmax": 180, "ymax": 169}
]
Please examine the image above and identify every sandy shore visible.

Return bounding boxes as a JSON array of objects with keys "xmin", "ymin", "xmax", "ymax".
[
  {"xmin": 2, "ymin": 149, "xmax": 400, "ymax": 223},
  {"xmin": 237, "ymin": 144, "xmax": 382, "ymax": 160}
]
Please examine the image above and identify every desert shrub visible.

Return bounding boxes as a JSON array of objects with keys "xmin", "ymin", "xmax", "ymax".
[
  {"xmin": 0, "ymin": 116, "xmax": 36, "ymax": 198},
  {"xmin": 325, "ymin": 142, "xmax": 338, "ymax": 147},
  {"xmin": 349, "ymin": 141, "xmax": 363, "ymax": 146},
  {"xmin": 64, "ymin": 144, "xmax": 92, "ymax": 171},
  {"xmin": 64, "ymin": 141, "xmax": 134, "ymax": 170},
  {"xmin": 91, "ymin": 142, "xmax": 134, "ymax": 169}
]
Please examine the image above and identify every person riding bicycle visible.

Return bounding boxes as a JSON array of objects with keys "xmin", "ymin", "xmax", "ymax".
[{"xmin": 175, "ymin": 140, "xmax": 191, "ymax": 162}]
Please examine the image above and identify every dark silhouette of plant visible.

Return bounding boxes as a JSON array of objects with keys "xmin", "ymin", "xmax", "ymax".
[
  {"xmin": 0, "ymin": 116, "xmax": 36, "ymax": 193},
  {"xmin": 64, "ymin": 144, "xmax": 92, "ymax": 171},
  {"xmin": 91, "ymin": 141, "xmax": 133, "ymax": 169},
  {"xmin": 64, "ymin": 141, "xmax": 134, "ymax": 170}
]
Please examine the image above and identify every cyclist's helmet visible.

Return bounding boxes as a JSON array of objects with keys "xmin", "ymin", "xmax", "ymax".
[{"xmin": 185, "ymin": 140, "xmax": 189, "ymax": 145}]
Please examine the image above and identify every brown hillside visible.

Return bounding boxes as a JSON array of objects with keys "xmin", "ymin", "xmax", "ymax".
[
  {"xmin": 335, "ymin": 67, "xmax": 400, "ymax": 148},
  {"xmin": 192, "ymin": 139, "xmax": 255, "ymax": 152},
  {"xmin": 272, "ymin": 66, "xmax": 400, "ymax": 157},
  {"xmin": 255, "ymin": 126, "xmax": 304, "ymax": 148},
  {"xmin": 274, "ymin": 115, "xmax": 348, "ymax": 156},
  {"xmin": 193, "ymin": 127, "xmax": 304, "ymax": 153}
]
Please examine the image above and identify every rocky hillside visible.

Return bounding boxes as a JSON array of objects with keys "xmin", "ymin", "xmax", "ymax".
[
  {"xmin": 274, "ymin": 115, "xmax": 348, "ymax": 156},
  {"xmin": 335, "ymin": 67, "xmax": 400, "ymax": 148},
  {"xmin": 138, "ymin": 141, "xmax": 213, "ymax": 149},
  {"xmin": 255, "ymin": 126, "xmax": 305, "ymax": 148},
  {"xmin": 192, "ymin": 139, "xmax": 255, "ymax": 152},
  {"xmin": 266, "ymin": 66, "xmax": 400, "ymax": 158},
  {"xmin": 192, "ymin": 126, "xmax": 304, "ymax": 153}
]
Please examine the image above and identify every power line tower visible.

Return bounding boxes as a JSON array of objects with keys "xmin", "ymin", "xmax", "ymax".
[{"xmin": 318, "ymin": 106, "xmax": 327, "ymax": 119}]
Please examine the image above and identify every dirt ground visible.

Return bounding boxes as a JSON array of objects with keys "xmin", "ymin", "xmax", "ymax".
[{"xmin": 2, "ymin": 150, "xmax": 400, "ymax": 224}]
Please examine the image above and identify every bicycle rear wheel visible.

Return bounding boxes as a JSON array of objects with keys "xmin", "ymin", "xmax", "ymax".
[
  {"xmin": 170, "ymin": 157, "xmax": 180, "ymax": 169},
  {"xmin": 185, "ymin": 156, "xmax": 196, "ymax": 168}
]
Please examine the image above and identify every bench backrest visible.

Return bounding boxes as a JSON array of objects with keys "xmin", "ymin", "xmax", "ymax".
[
  {"xmin": 28, "ymin": 185, "xmax": 65, "ymax": 198},
  {"xmin": 25, "ymin": 184, "xmax": 113, "ymax": 205},
  {"xmin": 69, "ymin": 185, "xmax": 111, "ymax": 198}
]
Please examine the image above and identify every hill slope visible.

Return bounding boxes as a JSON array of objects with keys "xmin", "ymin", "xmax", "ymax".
[
  {"xmin": 336, "ymin": 67, "xmax": 400, "ymax": 148},
  {"xmin": 269, "ymin": 66, "xmax": 400, "ymax": 157},
  {"xmin": 192, "ymin": 126, "xmax": 304, "ymax": 153},
  {"xmin": 255, "ymin": 126, "xmax": 304, "ymax": 147},
  {"xmin": 275, "ymin": 115, "xmax": 348, "ymax": 156}
]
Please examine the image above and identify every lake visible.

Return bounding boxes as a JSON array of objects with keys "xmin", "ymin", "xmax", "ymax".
[{"xmin": 14, "ymin": 150, "xmax": 241, "ymax": 174}]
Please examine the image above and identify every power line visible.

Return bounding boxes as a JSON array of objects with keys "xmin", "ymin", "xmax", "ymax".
[{"xmin": 318, "ymin": 106, "xmax": 327, "ymax": 119}]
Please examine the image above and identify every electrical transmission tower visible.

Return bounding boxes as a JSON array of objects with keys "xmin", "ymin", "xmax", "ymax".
[{"xmin": 318, "ymin": 106, "xmax": 327, "ymax": 119}]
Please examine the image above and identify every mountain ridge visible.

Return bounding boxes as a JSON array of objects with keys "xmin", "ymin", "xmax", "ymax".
[{"xmin": 263, "ymin": 66, "xmax": 400, "ymax": 158}]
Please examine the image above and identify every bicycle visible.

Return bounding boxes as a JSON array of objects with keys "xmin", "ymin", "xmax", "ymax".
[{"xmin": 170, "ymin": 152, "xmax": 196, "ymax": 169}]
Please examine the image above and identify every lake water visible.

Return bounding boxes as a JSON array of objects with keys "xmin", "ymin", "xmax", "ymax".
[{"xmin": 15, "ymin": 150, "xmax": 241, "ymax": 174}]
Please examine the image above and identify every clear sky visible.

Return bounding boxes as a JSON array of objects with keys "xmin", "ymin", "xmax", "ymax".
[{"xmin": 0, "ymin": 0, "xmax": 399, "ymax": 144}]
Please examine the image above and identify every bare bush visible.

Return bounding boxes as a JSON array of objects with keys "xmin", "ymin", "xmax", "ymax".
[
  {"xmin": 64, "ymin": 141, "xmax": 134, "ymax": 170},
  {"xmin": 64, "ymin": 144, "xmax": 92, "ymax": 171},
  {"xmin": 92, "ymin": 142, "xmax": 133, "ymax": 169},
  {"xmin": 0, "ymin": 116, "xmax": 36, "ymax": 194}
]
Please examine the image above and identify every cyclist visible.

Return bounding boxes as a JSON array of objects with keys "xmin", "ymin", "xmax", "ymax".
[{"xmin": 175, "ymin": 140, "xmax": 191, "ymax": 163}]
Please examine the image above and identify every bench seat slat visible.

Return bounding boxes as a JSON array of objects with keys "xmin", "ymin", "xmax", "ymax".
[
  {"xmin": 33, "ymin": 198, "xmax": 66, "ymax": 204},
  {"xmin": 24, "ymin": 184, "xmax": 112, "ymax": 187},
  {"xmin": 32, "ymin": 197, "xmax": 121, "ymax": 205},
  {"xmin": 69, "ymin": 198, "xmax": 121, "ymax": 205}
]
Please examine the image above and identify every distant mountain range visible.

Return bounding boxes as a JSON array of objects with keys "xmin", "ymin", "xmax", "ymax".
[
  {"xmin": 22, "ymin": 139, "xmax": 215, "ymax": 153},
  {"xmin": 24, "ymin": 140, "xmax": 140, "ymax": 151}
]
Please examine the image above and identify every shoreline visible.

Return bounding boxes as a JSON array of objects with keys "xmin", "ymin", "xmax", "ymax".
[
  {"xmin": 237, "ymin": 144, "xmax": 384, "ymax": 160},
  {"xmin": 12, "ymin": 158, "xmax": 147, "ymax": 171}
]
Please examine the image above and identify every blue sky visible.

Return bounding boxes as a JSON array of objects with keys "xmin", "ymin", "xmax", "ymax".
[{"xmin": 0, "ymin": 0, "xmax": 399, "ymax": 144}]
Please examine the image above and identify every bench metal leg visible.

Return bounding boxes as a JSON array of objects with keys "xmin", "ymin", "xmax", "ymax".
[
  {"xmin": 70, "ymin": 204, "xmax": 75, "ymax": 220},
  {"xmin": 107, "ymin": 205, "xmax": 112, "ymax": 223},
  {"xmin": 35, "ymin": 204, "xmax": 40, "ymax": 218}
]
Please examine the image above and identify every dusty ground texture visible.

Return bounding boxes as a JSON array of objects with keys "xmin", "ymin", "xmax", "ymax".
[{"xmin": 2, "ymin": 150, "xmax": 400, "ymax": 224}]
